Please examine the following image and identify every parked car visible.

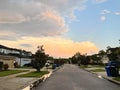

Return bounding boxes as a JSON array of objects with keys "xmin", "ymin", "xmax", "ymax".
[{"xmin": 23, "ymin": 63, "xmax": 32, "ymax": 67}]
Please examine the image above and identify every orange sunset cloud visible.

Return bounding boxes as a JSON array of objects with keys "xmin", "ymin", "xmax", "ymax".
[{"xmin": 0, "ymin": 37, "xmax": 99, "ymax": 58}]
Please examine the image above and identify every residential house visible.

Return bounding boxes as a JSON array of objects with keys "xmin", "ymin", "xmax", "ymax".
[
  {"xmin": 0, "ymin": 44, "xmax": 33, "ymax": 67},
  {"xmin": 0, "ymin": 55, "xmax": 15, "ymax": 68}
]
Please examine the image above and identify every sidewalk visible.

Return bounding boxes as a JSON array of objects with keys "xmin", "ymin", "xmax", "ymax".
[
  {"xmin": 96, "ymin": 72, "xmax": 120, "ymax": 85},
  {"xmin": 84, "ymin": 67, "xmax": 120, "ymax": 85},
  {"xmin": 0, "ymin": 68, "xmax": 53, "ymax": 90}
]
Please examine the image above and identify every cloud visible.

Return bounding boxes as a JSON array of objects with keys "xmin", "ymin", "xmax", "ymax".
[
  {"xmin": 36, "ymin": 0, "xmax": 86, "ymax": 15},
  {"xmin": 101, "ymin": 9, "xmax": 111, "ymax": 14},
  {"xmin": 0, "ymin": 13, "xmax": 28, "ymax": 24},
  {"xmin": 101, "ymin": 9, "xmax": 120, "ymax": 16},
  {"xmin": 0, "ymin": 31, "xmax": 15, "ymax": 36},
  {"xmin": 115, "ymin": 12, "xmax": 120, "ymax": 15},
  {"xmin": 0, "ymin": 37, "xmax": 99, "ymax": 58},
  {"xmin": 0, "ymin": 0, "xmax": 98, "ymax": 58},
  {"xmin": 41, "ymin": 11, "xmax": 66, "ymax": 27},
  {"xmin": 20, "ymin": 44, "xmax": 32, "ymax": 48},
  {"xmin": 100, "ymin": 10, "xmax": 120, "ymax": 21},
  {"xmin": 0, "ymin": 0, "xmax": 87, "ymax": 39},
  {"xmin": 94, "ymin": 0, "xmax": 107, "ymax": 3},
  {"xmin": 0, "ymin": 30, "xmax": 19, "ymax": 40},
  {"xmin": 100, "ymin": 16, "xmax": 106, "ymax": 21},
  {"xmin": 0, "ymin": 10, "xmax": 68, "ymax": 38}
]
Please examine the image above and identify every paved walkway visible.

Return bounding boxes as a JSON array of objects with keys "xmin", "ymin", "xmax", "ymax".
[
  {"xmin": 0, "ymin": 68, "xmax": 52, "ymax": 90},
  {"xmin": 0, "ymin": 69, "xmax": 36, "ymax": 90}
]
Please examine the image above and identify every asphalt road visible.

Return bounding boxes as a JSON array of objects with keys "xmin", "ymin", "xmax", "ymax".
[{"xmin": 35, "ymin": 64, "xmax": 120, "ymax": 90}]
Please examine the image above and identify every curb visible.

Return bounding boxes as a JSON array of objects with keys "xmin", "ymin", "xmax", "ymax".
[
  {"xmin": 100, "ymin": 75, "xmax": 120, "ymax": 85},
  {"xmin": 83, "ymin": 68, "xmax": 120, "ymax": 85},
  {"xmin": 22, "ymin": 71, "xmax": 52, "ymax": 90},
  {"xmin": 22, "ymin": 66, "xmax": 62, "ymax": 90}
]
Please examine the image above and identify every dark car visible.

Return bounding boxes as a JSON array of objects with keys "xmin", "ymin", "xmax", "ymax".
[{"xmin": 23, "ymin": 63, "xmax": 32, "ymax": 67}]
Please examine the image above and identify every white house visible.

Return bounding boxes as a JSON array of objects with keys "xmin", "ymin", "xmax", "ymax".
[
  {"xmin": 15, "ymin": 57, "xmax": 32, "ymax": 66},
  {"xmin": 0, "ymin": 45, "xmax": 32, "ymax": 67}
]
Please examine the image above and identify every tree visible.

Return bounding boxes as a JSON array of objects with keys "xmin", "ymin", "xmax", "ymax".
[
  {"xmin": 98, "ymin": 50, "xmax": 106, "ymax": 58},
  {"xmin": 71, "ymin": 52, "xmax": 90, "ymax": 65},
  {"xmin": 71, "ymin": 52, "xmax": 82, "ymax": 64},
  {"xmin": 53, "ymin": 58, "xmax": 68, "ymax": 66},
  {"xmin": 107, "ymin": 47, "xmax": 120, "ymax": 61},
  {"xmin": 32, "ymin": 45, "xmax": 47, "ymax": 72},
  {"xmin": 90, "ymin": 54, "xmax": 101, "ymax": 64},
  {"xmin": 80, "ymin": 55, "xmax": 89, "ymax": 65},
  {"xmin": 14, "ymin": 62, "xmax": 19, "ymax": 68}
]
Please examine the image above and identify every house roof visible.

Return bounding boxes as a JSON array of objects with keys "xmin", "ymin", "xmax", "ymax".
[
  {"xmin": 108, "ymin": 47, "xmax": 120, "ymax": 52},
  {"xmin": 0, "ymin": 44, "xmax": 32, "ymax": 57},
  {"xmin": 0, "ymin": 44, "xmax": 20, "ymax": 51}
]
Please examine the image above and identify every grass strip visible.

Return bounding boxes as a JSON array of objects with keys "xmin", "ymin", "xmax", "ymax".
[
  {"xmin": 90, "ymin": 69, "xmax": 105, "ymax": 72},
  {"xmin": 88, "ymin": 65, "xmax": 105, "ymax": 68},
  {"xmin": 17, "ymin": 71, "xmax": 49, "ymax": 78},
  {"xmin": 80, "ymin": 65, "xmax": 105, "ymax": 69},
  {"xmin": 0, "ymin": 70, "xmax": 28, "ymax": 77},
  {"xmin": 79, "ymin": 65, "xmax": 89, "ymax": 68},
  {"xmin": 113, "ymin": 77, "xmax": 120, "ymax": 81}
]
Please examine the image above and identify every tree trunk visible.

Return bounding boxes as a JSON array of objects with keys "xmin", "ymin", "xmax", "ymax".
[{"xmin": 37, "ymin": 68, "xmax": 40, "ymax": 72}]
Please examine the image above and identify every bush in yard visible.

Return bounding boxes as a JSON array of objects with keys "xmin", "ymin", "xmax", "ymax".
[
  {"xmin": 4, "ymin": 64, "xmax": 9, "ymax": 71},
  {"xmin": 14, "ymin": 62, "xmax": 19, "ymax": 68},
  {"xmin": 0, "ymin": 62, "xmax": 3, "ymax": 71}
]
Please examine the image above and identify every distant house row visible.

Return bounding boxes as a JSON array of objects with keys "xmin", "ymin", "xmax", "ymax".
[{"xmin": 0, "ymin": 45, "xmax": 33, "ymax": 68}]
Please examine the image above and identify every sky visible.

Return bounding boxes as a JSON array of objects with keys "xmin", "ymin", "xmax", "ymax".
[{"xmin": 0, "ymin": 0, "xmax": 120, "ymax": 58}]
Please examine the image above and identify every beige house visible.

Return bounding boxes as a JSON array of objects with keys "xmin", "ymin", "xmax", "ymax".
[{"xmin": 0, "ymin": 55, "xmax": 15, "ymax": 68}]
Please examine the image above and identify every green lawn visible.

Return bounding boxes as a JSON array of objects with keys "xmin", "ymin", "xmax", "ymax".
[
  {"xmin": 0, "ymin": 70, "xmax": 28, "ymax": 77},
  {"xmin": 90, "ymin": 69, "xmax": 105, "ymax": 72},
  {"xmin": 79, "ymin": 65, "xmax": 88, "ymax": 68},
  {"xmin": 113, "ymin": 76, "xmax": 120, "ymax": 81},
  {"xmin": 89, "ymin": 65, "xmax": 105, "ymax": 68},
  {"xmin": 80, "ymin": 65, "xmax": 105, "ymax": 69},
  {"xmin": 17, "ymin": 66, "xmax": 33, "ymax": 69},
  {"xmin": 17, "ymin": 71, "xmax": 49, "ymax": 78}
]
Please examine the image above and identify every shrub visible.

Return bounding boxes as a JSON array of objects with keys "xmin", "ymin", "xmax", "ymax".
[
  {"xmin": 14, "ymin": 62, "xmax": 19, "ymax": 68},
  {"xmin": 0, "ymin": 62, "xmax": 3, "ymax": 71},
  {"xmin": 4, "ymin": 64, "xmax": 9, "ymax": 71}
]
